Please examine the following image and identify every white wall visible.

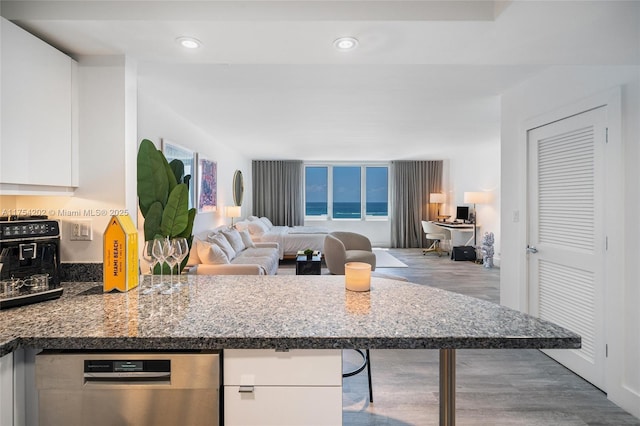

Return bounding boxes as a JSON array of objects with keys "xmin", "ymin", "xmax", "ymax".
[
  {"xmin": 501, "ymin": 65, "xmax": 640, "ymax": 418},
  {"xmin": 445, "ymin": 144, "xmax": 501, "ymax": 261},
  {"xmin": 10, "ymin": 56, "xmax": 138, "ymax": 262},
  {"xmin": 136, "ymin": 92, "xmax": 252, "ymax": 236}
]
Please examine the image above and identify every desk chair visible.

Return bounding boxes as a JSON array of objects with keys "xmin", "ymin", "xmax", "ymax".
[{"xmin": 421, "ymin": 221, "xmax": 450, "ymax": 256}]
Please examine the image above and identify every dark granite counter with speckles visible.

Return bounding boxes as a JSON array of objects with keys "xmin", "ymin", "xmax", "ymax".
[{"xmin": 0, "ymin": 275, "xmax": 580, "ymax": 356}]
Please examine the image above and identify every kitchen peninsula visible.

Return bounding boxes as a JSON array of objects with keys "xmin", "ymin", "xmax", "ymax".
[{"xmin": 0, "ymin": 275, "xmax": 580, "ymax": 425}]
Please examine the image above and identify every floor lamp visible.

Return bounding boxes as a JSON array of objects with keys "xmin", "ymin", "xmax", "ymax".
[{"xmin": 463, "ymin": 192, "xmax": 488, "ymax": 247}]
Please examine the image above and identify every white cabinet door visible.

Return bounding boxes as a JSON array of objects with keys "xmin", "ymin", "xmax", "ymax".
[
  {"xmin": 0, "ymin": 352, "xmax": 13, "ymax": 426},
  {"xmin": 224, "ymin": 349, "xmax": 342, "ymax": 425},
  {"xmin": 224, "ymin": 385, "xmax": 342, "ymax": 426},
  {"xmin": 224, "ymin": 349, "xmax": 342, "ymax": 386},
  {"xmin": 1, "ymin": 17, "xmax": 77, "ymax": 188}
]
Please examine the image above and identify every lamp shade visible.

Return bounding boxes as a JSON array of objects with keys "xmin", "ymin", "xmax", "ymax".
[
  {"xmin": 464, "ymin": 192, "xmax": 489, "ymax": 204},
  {"xmin": 430, "ymin": 193, "xmax": 446, "ymax": 204},
  {"xmin": 225, "ymin": 206, "xmax": 241, "ymax": 218}
]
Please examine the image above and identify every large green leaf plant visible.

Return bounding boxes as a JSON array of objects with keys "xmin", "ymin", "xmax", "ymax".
[{"xmin": 137, "ymin": 139, "xmax": 196, "ymax": 274}]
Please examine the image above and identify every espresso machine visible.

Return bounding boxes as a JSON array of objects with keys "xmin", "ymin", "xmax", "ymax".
[{"xmin": 0, "ymin": 216, "xmax": 64, "ymax": 309}]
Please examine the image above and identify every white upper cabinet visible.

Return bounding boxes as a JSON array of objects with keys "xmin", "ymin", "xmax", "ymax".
[{"xmin": 1, "ymin": 17, "xmax": 78, "ymax": 194}]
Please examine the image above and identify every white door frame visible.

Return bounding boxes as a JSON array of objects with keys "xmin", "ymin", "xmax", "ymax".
[{"xmin": 521, "ymin": 87, "xmax": 623, "ymax": 394}]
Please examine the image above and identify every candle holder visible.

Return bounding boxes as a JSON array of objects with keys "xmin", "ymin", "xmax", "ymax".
[{"xmin": 345, "ymin": 262, "xmax": 372, "ymax": 292}]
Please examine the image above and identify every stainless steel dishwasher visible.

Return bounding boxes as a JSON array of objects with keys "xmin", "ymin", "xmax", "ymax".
[{"xmin": 35, "ymin": 350, "xmax": 220, "ymax": 426}]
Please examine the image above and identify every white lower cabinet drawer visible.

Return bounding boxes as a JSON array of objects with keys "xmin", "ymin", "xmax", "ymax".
[
  {"xmin": 224, "ymin": 349, "xmax": 342, "ymax": 386},
  {"xmin": 224, "ymin": 385, "xmax": 342, "ymax": 426}
]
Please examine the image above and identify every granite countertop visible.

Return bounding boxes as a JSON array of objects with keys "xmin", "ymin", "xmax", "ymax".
[{"xmin": 0, "ymin": 275, "xmax": 580, "ymax": 356}]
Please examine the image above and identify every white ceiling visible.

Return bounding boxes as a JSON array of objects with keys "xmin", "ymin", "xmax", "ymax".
[{"xmin": 3, "ymin": 0, "xmax": 639, "ymax": 160}]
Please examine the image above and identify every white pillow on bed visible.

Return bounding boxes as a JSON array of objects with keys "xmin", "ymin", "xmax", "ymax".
[
  {"xmin": 260, "ymin": 217, "xmax": 274, "ymax": 229},
  {"xmin": 196, "ymin": 240, "xmax": 230, "ymax": 265},
  {"xmin": 248, "ymin": 215, "xmax": 260, "ymax": 221},
  {"xmin": 239, "ymin": 230, "xmax": 256, "ymax": 248},
  {"xmin": 248, "ymin": 220, "xmax": 269, "ymax": 236}
]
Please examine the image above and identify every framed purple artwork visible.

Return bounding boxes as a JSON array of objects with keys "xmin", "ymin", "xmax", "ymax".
[{"xmin": 198, "ymin": 156, "xmax": 217, "ymax": 212}]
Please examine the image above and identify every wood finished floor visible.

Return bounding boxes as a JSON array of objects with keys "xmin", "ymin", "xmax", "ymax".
[{"xmin": 278, "ymin": 249, "xmax": 639, "ymax": 425}]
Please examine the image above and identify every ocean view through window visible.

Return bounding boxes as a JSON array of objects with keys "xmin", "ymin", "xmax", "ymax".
[{"xmin": 305, "ymin": 165, "xmax": 388, "ymax": 219}]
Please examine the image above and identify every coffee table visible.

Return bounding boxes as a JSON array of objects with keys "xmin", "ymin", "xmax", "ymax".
[{"xmin": 296, "ymin": 252, "xmax": 322, "ymax": 275}]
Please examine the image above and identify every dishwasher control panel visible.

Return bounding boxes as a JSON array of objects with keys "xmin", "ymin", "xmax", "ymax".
[{"xmin": 85, "ymin": 359, "xmax": 170, "ymax": 373}]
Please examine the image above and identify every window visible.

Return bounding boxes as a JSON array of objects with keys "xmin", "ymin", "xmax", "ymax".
[
  {"xmin": 304, "ymin": 164, "xmax": 389, "ymax": 220},
  {"xmin": 333, "ymin": 166, "xmax": 361, "ymax": 219},
  {"xmin": 305, "ymin": 166, "xmax": 328, "ymax": 216},
  {"xmin": 366, "ymin": 166, "xmax": 389, "ymax": 217}
]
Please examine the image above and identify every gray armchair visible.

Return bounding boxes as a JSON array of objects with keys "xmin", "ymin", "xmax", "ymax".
[{"xmin": 323, "ymin": 231, "xmax": 376, "ymax": 275}]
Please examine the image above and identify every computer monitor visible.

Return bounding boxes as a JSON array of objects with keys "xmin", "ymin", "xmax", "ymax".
[{"xmin": 456, "ymin": 206, "xmax": 469, "ymax": 222}]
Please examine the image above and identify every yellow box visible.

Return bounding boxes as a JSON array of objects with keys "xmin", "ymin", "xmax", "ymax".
[{"xmin": 103, "ymin": 215, "xmax": 139, "ymax": 292}]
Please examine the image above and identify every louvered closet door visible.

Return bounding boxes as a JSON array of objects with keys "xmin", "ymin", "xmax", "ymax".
[{"xmin": 527, "ymin": 106, "xmax": 606, "ymax": 390}]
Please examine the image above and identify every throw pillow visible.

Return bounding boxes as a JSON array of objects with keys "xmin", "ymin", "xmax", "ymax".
[
  {"xmin": 235, "ymin": 220, "xmax": 250, "ymax": 232},
  {"xmin": 209, "ymin": 233, "xmax": 236, "ymax": 260},
  {"xmin": 247, "ymin": 220, "xmax": 269, "ymax": 236},
  {"xmin": 260, "ymin": 217, "xmax": 274, "ymax": 229},
  {"xmin": 196, "ymin": 240, "xmax": 229, "ymax": 265},
  {"xmin": 222, "ymin": 228, "xmax": 245, "ymax": 253},
  {"xmin": 239, "ymin": 230, "xmax": 256, "ymax": 248}
]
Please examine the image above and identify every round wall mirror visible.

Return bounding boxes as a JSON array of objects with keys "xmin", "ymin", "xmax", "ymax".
[{"xmin": 232, "ymin": 170, "xmax": 244, "ymax": 206}]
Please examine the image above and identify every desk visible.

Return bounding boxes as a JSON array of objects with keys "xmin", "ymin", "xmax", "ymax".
[{"xmin": 433, "ymin": 221, "xmax": 478, "ymax": 247}]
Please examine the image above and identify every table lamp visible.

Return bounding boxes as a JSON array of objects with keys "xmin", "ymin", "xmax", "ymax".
[
  {"xmin": 463, "ymin": 192, "xmax": 489, "ymax": 247},
  {"xmin": 429, "ymin": 193, "xmax": 446, "ymax": 221},
  {"xmin": 225, "ymin": 206, "xmax": 241, "ymax": 228}
]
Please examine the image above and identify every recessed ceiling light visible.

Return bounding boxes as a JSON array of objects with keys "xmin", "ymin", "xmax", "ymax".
[
  {"xmin": 176, "ymin": 36, "xmax": 202, "ymax": 49},
  {"xmin": 333, "ymin": 37, "xmax": 359, "ymax": 51}
]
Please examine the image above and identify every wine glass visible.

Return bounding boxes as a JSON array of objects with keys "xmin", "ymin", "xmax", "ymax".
[
  {"xmin": 140, "ymin": 240, "xmax": 157, "ymax": 294},
  {"xmin": 162, "ymin": 241, "xmax": 180, "ymax": 294},
  {"xmin": 152, "ymin": 238, "xmax": 169, "ymax": 285},
  {"xmin": 174, "ymin": 238, "xmax": 189, "ymax": 284}
]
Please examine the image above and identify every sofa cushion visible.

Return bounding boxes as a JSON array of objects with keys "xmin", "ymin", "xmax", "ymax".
[
  {"xmin": 239, "ymin": 230, "xmax": 256, "ymax": 248},
  {"xmin": 196, "ymin": 240, "xmax": 230, "ymax": 265},
  {"xmin": 222, "ymin": 228, "xmax": 246, "ymax": 253},
  {"xmin": 248, "ymin": 220, "xmax": 269, "ymax": 236},
  {"xmin": 234, "ymin": 247, "xmax": 280, "ymax": 275},
  {"xmin": 208, "ymin": 233, "xmax": 236, "ymax": 260}
]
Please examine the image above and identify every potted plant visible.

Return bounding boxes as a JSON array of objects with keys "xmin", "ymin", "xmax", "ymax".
[
  {"xmin": 303, "ymin": 248, "xmax": 314, "ymax": 260},
  {"xmin": 137, "ymin": 139, "xmax": 196, "ymax": 274}
]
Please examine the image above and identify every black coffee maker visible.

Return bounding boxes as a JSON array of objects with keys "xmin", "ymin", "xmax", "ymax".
[{"xmin": 0, "ymin": 216, "xmax": 63, "ymax": 309}]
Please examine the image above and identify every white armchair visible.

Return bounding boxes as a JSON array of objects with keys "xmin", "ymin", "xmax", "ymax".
[{"xmin": 324, "ymin": 232, "xmax": 376, "ymax": 275}]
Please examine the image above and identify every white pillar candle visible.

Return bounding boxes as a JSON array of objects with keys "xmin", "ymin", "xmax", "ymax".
[{"xmin": 345, "ymin": 262, "xmax": 371, "ymax": 292}]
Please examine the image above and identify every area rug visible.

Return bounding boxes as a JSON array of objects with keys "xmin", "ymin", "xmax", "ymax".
[{"xmin": 373, "ymin": 249, "xmax": 408, "ymax": 268}]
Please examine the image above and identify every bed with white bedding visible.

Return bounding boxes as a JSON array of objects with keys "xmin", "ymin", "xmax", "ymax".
[{"xmin": 236, "ymin": 217, "xmax": 329, "ymax": 259}]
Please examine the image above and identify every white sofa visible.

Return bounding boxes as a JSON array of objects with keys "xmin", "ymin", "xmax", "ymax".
[{"xmin": 187, "ymin": 226, "xmax": 280, "ymax": 275}]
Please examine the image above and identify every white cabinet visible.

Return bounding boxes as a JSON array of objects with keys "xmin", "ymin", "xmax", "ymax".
[
  {"xmin": 224, "ymin": 349, "xmax": 342, "ymax": 426},
  {"xmin": 1, "ymin": 17, "xmax": 78, "ymax": 194},
  {"xmin": 0, "ymin": 352, "xmax": 13, "ymax": 426}
]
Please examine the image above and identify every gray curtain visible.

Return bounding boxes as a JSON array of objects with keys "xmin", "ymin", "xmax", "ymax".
[
  {"xmin": 390, "ymin": 160, "xmax": 443, "ymax": 248},
  {"xmin": 252, "ymin": 160, "xmax": 304, "ymax": 226}
]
